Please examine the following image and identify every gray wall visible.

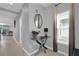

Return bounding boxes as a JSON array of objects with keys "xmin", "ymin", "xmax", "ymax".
[{"xmin": 75, "ymin": 4, "xmax": 79, "ymax": 49}]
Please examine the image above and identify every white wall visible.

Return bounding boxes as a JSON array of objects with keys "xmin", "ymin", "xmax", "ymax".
[
  {"xmin": 17, "ymin": 3, "xmax": 54, "ymax": 55},
  {"xmin": 28, "ymin": 3, "xmax": 54, "ymax": 53},
  {"xmin": 13, "ymin": 19, "xmax": 20, "ymax": 42},
  {"xmin": 20, "ymin": 4, "xmax": 40, "ymax": 54},
  {"xmin": 29, "ymin": 4, "xmax": 46, "ymax": 53},
  {"xmin": 21, "ymin": 8, "xmax": 31, "ymax": 53},
  {"xmin": 43, "ymin": 5, "xmax": 54, "ymax": 49}
]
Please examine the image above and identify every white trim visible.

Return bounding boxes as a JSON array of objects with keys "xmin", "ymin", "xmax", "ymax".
[
  {"xmin": 22, "ymin": 47, "xmax": 39, "ymax": 56},
  {"xmin": 58, "ymin": 50, "xmax": 68, "ymax": 56},
  {"xmin": 19, "ymin": 13, "xmax": 23, "ymax": 44},
  {"xmin": 30, "ymin": 45, "xmax": 53, "ymax": 56},
  {"xmin": 22, "ymin": 47, "xmax": 31, "ymax": 56},
  {"xmin": 30, "ymin": 49, "xmax": 39, "ymax": 56},
  {"xmin": 22, "ymin": 45, "xmax": 68, "ymax": 56},
  {"xmin": 45, "ymin": 45, "xmax": 68, "ymax": 56},
  {"xmin": 13, "ymin": 36, "xmax": 30, "ymax": 56},
  {"xmin": 13, "ymin": 37, "xmax": 19, "ymax": 45},
  {"xmin": 45, "ymin": 45, "xmax": 53, "ymax": 50}
]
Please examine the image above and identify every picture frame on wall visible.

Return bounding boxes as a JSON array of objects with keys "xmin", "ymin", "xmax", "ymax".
[{"xmin": 14, "ymin": 20, "xmax": 16, "ymax": 28}]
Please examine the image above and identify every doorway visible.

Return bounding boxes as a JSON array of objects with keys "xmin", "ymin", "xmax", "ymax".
[
  {"xmin": 53, "ymin": 3, "xmax": 75, "ymax": 56},
  {"xmin": 0, "ymin": 24, "xmax": 10, "ymax": 40}
]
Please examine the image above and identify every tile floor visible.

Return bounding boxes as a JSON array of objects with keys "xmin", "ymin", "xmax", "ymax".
[
  {"xmin": 0, "ymin": 36, "xmax": 26, "ymax": 56},
  {"xmin": 0, "ymin": 36, "xmax": 64, "ymax": 56}
]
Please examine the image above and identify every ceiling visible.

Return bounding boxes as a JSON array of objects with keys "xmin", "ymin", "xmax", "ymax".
[
  {"xmin": 0, "ymin": 3, "xmax": 54, "ymax": 26},
  {"xmin": 0, "ymin": 3, "xmax": 54, "ymax": 19},
  {"xmin": 0, "ymin": 3, "xmax": 53, "ymax": 13},
  {"xmin": 0, "ymin": 3, "xmax": 23, "ymax": 13},
  {"xmin": 40, "ymin": 3, "xmax": 53, "ymax": 7},
  {"xmin": 0, "ymin": 3, "xmax": 23, "ymax": 19}
]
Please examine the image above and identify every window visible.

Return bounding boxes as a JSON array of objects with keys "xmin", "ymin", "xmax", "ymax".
[{"xmin": 57, "ymin": 11, "xmax": 69, "ymax": 45}]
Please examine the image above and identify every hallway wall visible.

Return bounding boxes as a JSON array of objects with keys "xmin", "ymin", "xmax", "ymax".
[
  {"xmin": 21, "ymin": 8, "xmax": 31, "ymax": 53},
  {"xmin": 13, "ymin": 19, "xmax": 20, "ymax": 42},
  {"xmin": 16, "ymin": 3, "xmax": 55, "ymax": 55},
  {"xmin": 28, "ymin": 3, "xmax": 54, "ymax": 53},
  {"xmin": 75, "ymin": 3, "xmax": 79, "ymax": 49}
]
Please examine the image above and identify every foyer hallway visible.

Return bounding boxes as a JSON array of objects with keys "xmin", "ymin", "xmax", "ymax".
[{"xmin": 0, "ymin": 36, "xmax": 26, "ymax": 56}]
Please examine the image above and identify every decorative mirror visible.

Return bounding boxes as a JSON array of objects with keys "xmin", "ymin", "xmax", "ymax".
[{"xmin": 34, "ymin": 9, "xmax": 43, "ymax": 29}]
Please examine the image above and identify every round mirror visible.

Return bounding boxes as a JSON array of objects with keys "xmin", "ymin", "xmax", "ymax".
[{"xmin": 34, "ymin": 10, "xmax": 43, "ymax": 29}]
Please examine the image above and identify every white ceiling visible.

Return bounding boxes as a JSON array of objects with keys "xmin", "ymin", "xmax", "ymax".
[
  {"xmin": 0, "ymin": 3, "xmax": 23, "ymax": 19},
  {"xmin": 0, "ymin": 3, "xmax": 23, "ymax": 12},
  {"xmin": 0, "ymin": 3, "xmax": 53, "ymax": 13},
  {"xmin": 0, "ymin": 3, "xmax": 54, "ymax": 26},
  {"xmin": 0, "ymin": 3, "xmax": 54, "ymax": 19}
]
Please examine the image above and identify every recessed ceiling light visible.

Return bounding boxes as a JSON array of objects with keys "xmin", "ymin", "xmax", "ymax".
[{"xmin": 9, "ymin": 3, "xmax": 14, "ymax": 5}]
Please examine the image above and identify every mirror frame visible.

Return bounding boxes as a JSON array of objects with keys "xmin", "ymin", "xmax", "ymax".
[{"xmin": 34, "ymin": 11, "xmax": 43, "ymax": 29}]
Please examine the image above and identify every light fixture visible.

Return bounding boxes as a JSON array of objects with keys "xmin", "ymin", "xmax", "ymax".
[{"xmin": 9, "ymin": 3, "xmax": 14, "ymax": 5}]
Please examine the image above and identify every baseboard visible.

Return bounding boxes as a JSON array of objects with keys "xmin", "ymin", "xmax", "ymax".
[
  {"xmin": 13, "ymin": 36, "xmax": 39, "ymax": 56},
  {"xmin": 13, "ymin": 37, "xmax": 19, "ymax": 45},
  {"xmin": 30, "ymin": 45, "xmax": 53, "ymax": 56},
  {"xmin": 30, "ymin": 49, "xmax": 39, "ymax": 56},
  {"xmin": 22, "ymin": 47, "xmax": 39, "ymax": 56},
  {"xmin": 45, "ymin": 45, "xmax": 53, "ymax": 50},
  {"xmin": 58, "ymin": 50, "xmax": 68, "ymax": 56},
  {"xmin": 45, "ymin": 45, "xmax": 68, "ymax": 56},
  {"xmin": 13, "ymin": 37, "xmax": 30, "ymax": 56},
  {"xmin": 22, "ymin": 46, "xmax": 68, "ymax": 56},
  {"xmin": 22, "ymin": 47, "xmax": 31, "ymax": 56}
]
